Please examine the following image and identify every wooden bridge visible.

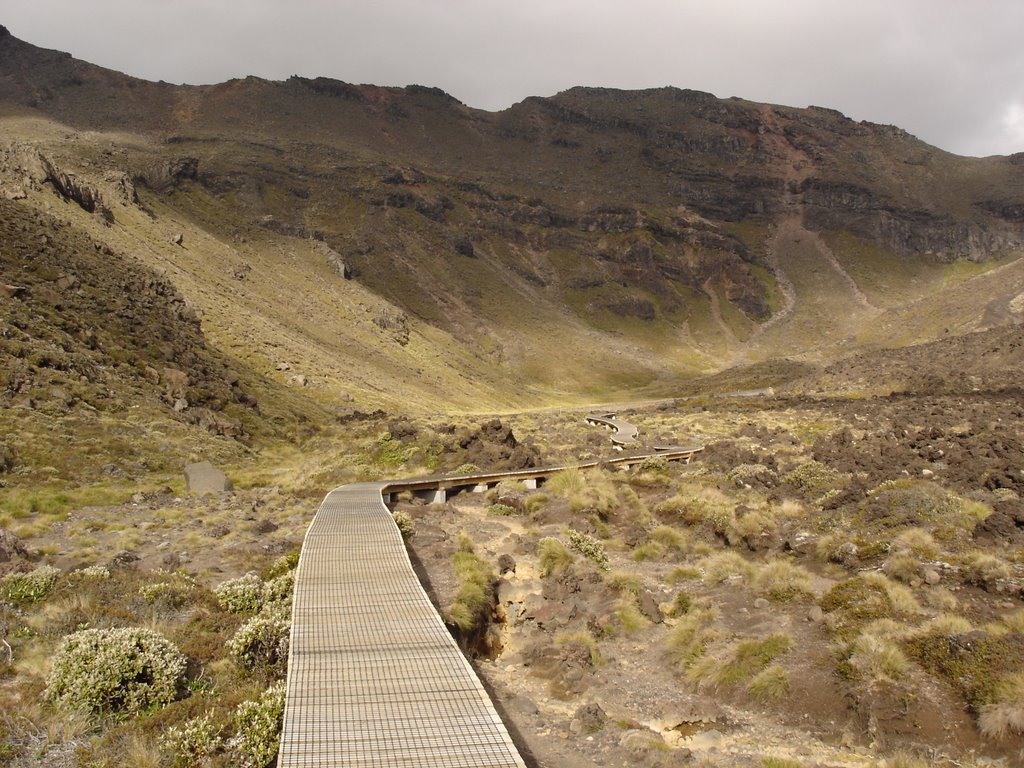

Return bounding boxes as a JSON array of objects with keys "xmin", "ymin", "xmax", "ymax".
[{"xmin": 279, "ymin": 414, "xmax": 702, "ymax": 766}]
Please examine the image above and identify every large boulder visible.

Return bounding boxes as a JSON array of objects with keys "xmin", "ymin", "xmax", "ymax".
[{"xmin": 184, "ymin": 461, "xmax": 233, "ymax": 494}]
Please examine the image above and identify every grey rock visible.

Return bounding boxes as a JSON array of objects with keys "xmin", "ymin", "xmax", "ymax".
[
  {"xmin": 184, "ymin": 461, "xmax": 233, "ymax": 494},
  {"xmin": 754, "ymin": 598, "xmax": 770, "ymax": 610},
  {"xmin": 639, "ymin": 590, "xmax": 664, "ymax": 623},
  {"xmin": 924, "ymin": 568, "xmax": 941, "ymax": 585},
  {"xmin": 807, "ymin": 605, "xmax": 824, "ymax": 623}
]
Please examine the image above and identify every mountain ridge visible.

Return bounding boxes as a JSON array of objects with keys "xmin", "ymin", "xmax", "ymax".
[{"xmin": 1, "ymin": 26, "xmax": 1023, "ymax": 414}]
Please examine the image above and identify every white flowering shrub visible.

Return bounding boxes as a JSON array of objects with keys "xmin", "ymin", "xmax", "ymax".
[
  {"xmin": 227, "ymin": 604, "xmax": 290, "ymax": 675},
  {"xmin": 160, "ymin": 710, "xmax": 224, "ymax": 766},
  {"xmin": 567, "ymin": 529, "xmax": 609, "ymax": 571},
  {"xmin": 1, "ymin": 564, "xmax": 60, "ymax": 603},
  {"xmin": 45, "ymin": 627, "xmax": 186, "ymax": 715},
  {"xmin": 231, "ymin": 682, "xmax": 286, "ymax": 768},
  {"xmin": 214, "ymin": 572, "xmax": 265, "ymax": 613},
  {"xmin": 76, "ymin": 565, "xmax": 111, "ymax": 580},
  {"xmin": 261, "ymin": 571, "xmax": 294, "ymax": 608},
  {"xmin": 393, "ymin": 510, "xmax": 415, "ymax": 541}
]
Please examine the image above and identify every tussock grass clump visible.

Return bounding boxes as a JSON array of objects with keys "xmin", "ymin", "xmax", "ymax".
[
  {"xmin": 538, "ymin": 537, "xmax": 574, "ymax": 577},
  {"xmin": 959, "ymin": 551, "xmax": 1011, "ymax": 589},
  {"xmin": 748, "ymin": 664, "xmax": 790, "ymax": 701},
  {"xmin": 650, "ymin": 525, "xmax": 689, "ymax": 552},
  {"xmin": 233, "ymin": 681, "xmax": 286, "ymax": 768},
  {"xmin": 1, "ymin": 564, "xmax": 60, "ymax": 603},
  {"xmin": 698, "ymin": 551, "xmax": 755, "ymax": 585},
  {"xmin": 546, "ymin": 466, "xmax": 585, "ymax": 498},
  {"xmin": 978, "ymin": 673, "xmax": 1024, "ymax": 738},
  {"xmin": 524, "ymin": 492, "xmax": 549, "ymax": 515},
  {"xmin": 616, "ymin": 600, "xmax": 650, "ymax": 633},
  {"xmin": 846, "ymin": 633, "xmax": 908, "ymax": 683},
  {"xmin": 567, "ymin": 529, "xmax": 609, "ymax": 571},
  {"xmin": 666, "ymin": 608, "xmax": 718, "ymax": 670},
  {"xmin": 689, "ymin": 633, "xmax": 791, "ymax": 688},
  {"xmin": 754, "ymin": 559, "xmax": 814, "ymax": 602},
  {"xmin": 46, "ymin": 627, "xmax": 186, "ymax": 716},
  {"xmin": 882, "ymin": 552, "xmax": 921, "ymax": 584},
  {"xmin": 606, "ymin": 571, "xmax": 643, "ymax": 596},
  {"xmin": 447, "ymin": 550, "xmax": 495, "ymax": 633},
  {"xmin": 631, "ymin": 541, "xmax": 667, "ymax": 561},
  {"xmin": 893, "ymin": 527, "xmax": 940, "ymax": 559},
  {"xmin": 820, "ymin": 574, "xmax": 903, "ymax": 639}
]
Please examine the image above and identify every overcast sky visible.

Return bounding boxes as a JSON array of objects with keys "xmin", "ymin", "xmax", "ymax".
[{"xmin": 2, "ymin": 0, "xmax": 1023, "ymax": 157}]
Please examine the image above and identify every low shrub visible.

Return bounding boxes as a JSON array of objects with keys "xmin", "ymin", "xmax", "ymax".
[
  {"xmin": 393, "ymin": 510, "xmax": 415, "ymax": 541},
  {"xmin": 232, "ymin": 682, "xmax": 286, "ymax": 768},
  {"xmin": 161, "ymin": 710, "xmax": 224, "ymax": 767},
  {"xmin": 847, "ymin": 633, "xmax": 908, "ymax": 682},
  {"xmin": 214, "ymin": 573, "xmax": 265, "ymax": 613},
  {"xmin": 46, "ymin": 627, "xmax": 186, "ymax": 715},
  {"xmin": 782, "ymin": 460, "xmax": 842, "ymax": 498},
  {"xmin": 1, "ymin": 564, "xmax": 60, "ymax": 603},
  {"xmin": 227, "ymin": 605, "xmax": 290, "ymax": 676},
  {"xmin": 488, "ymin": 503, "xmax": 518, "ymax": 517},
  {"xmin": 567, "ymin": 529, "xmax": 609, "ymax": 571}
]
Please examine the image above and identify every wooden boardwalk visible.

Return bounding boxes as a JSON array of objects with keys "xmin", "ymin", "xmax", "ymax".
[
  {"xmin": 279, "ymin": 482, "xmax": 527, "ymax": 767},
  {"xmin": 279, "ymin": 414, "xmax": 703, "ymax": 766}
]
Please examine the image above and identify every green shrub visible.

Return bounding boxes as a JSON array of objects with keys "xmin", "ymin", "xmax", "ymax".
[
  {"xmin": 538, "ymin": 537, "xmax": 574, "ymax": 577},
  {"xmin": 161, "ymin": 710, "xmax": 224, "ymax": 766},
  {"xmin": 393, "ymin": 510, "xmax": 415, "ymax": 541},
  {"xmin": 263, "ymin": 550, "xmax": 300, "ymax": 579},
  {"xmin": 782, "ymin": 460, "xmax": 842, "ymax": 498},
  {"xmin": 567, "ymin": 529, "xmax": 609, "ymax": 571},
  {"xmin": 906, "ymin": 630, "xmax": 1024, "ymax": 713},
  {"xmin": 232, "ymin": 682, "xmax": 286, "ymax": 768},
  {"xmin": 819, "ymin": 575, "xmax": 900, "ymax": 639},
  {"xmin": 46, "ymin": 627, "xmax": 186, "ymax": 715},
  {"xmin": 1, "ymin": 564, "xmax": 60, "ymax": 603},
  {"xmin": 227, "ymin": 605, "xmax": 290, "ymax": 676},
  {"xmin": 488, "ymin": 503, "xmax": 518, "ymax": 517},
  {"xmin": 214, "ymin": 573, "xmax": 265, "ymax": 613}
]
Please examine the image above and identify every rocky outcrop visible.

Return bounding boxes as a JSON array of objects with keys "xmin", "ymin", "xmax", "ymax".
[{"xmin": 184, "ymin": 461, "xmax": 233, "ymax": 494}]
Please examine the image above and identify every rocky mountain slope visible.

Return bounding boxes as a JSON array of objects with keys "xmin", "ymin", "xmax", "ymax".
[{"xmin": 1, "ymin": 24, "xmax": 1023, "ymax": 411}]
